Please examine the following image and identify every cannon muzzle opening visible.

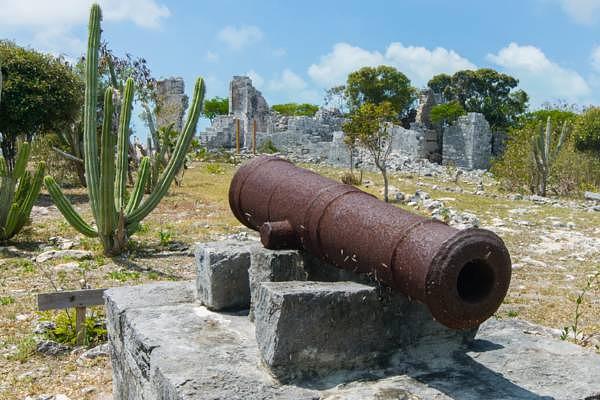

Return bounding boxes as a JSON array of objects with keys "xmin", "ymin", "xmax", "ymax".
[{"xmin": 229, "ymin": 156, "xmax": 511, "ymax": 330}]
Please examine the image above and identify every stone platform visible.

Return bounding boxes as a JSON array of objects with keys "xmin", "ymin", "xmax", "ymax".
[{"xmin": 106, "ymin": 281, "xmax": 600, "ymax": 400}]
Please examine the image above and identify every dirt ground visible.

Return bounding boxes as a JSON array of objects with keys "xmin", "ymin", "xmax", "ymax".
[{"xmin": 1, "ymin": 160, "xmax": 599, "ymax": 400}]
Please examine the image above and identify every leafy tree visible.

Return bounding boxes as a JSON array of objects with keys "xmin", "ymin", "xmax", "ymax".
[
  {"xmin": 574, "ymin": 107, "xmax": 600, "ymax": 155},
  {"xmin": 324, "ymin": 85, "xmax": 348, "ymax": 113},
  {"xmin": 271, "ymin": 103, "xmax": 319, "ymax": 117},
  {"xmin": 0, "ymin": 41, "xmax": 83, "ymax": 169},
  {"xmin": 427, "ymin": 68, "xmax": 528, "ymax": 129},
  {"xmin": 203, "ymin": 96, "xmax": 229, "ymax": 122},
  {"xmin": 343, "ymin": 101, "xmax": 397, "ymax": 202},
  {"xmin": 345, "ymin": 66, "xmax": 416, "ymax": 116},
  {"xmin": 429, "ymin": 101, "xmax": 466, "ymax": 126}
]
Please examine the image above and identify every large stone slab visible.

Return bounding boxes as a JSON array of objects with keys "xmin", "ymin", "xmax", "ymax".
[
  {"xmin": 254, "ymin": 281, "xmax": 475, "ymax": 382},
  {"xmin": 194, "ymin": 240, "xmax": 259, "ymax": 310},
  {"xmin": 107, "ymin": 281, "xmax": 600, "ymax": 400}
]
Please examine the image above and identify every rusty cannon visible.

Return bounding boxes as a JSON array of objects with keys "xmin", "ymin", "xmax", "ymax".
[{"xmin": 229, "ymin": 156, "xmax": 511, "ymax": 330}]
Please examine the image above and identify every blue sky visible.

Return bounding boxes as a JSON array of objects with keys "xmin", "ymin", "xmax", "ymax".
[{"xmin": 1, "ymin": 0, "xmax": 600, "ymax": 134}]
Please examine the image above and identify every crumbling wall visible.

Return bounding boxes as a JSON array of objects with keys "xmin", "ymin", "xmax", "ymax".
[
  {"xmin": 443, "ymin": 113, "xmax": 492, "ymax": 170},
  {"xmin": 156, "ymin": 77, "xmax": 188, "ymax": 132},
  {"xmin": 229, "ymin": 76, "xmax": 270, "ymax": 147}
]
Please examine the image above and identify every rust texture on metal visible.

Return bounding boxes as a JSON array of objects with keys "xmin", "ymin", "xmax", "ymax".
[{"xmin": 229, "ymin": 156, "xmax": 512, "ymax": 330}]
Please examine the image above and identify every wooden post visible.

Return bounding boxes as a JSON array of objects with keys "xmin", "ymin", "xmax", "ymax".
[
  {"xmin": 75, "ymin": 306, "xmax": 86, "ymax": 346},
  {"xmin": 252, "ymin": 120, "xmax": 257, "ymax": 155},
  {"xmin": 37, "ymin": 288, "xmax": 107, "ymax": 347},
  {"xmin": 236, "ymin": 119, "xmax": 240, "ymax": 154}
]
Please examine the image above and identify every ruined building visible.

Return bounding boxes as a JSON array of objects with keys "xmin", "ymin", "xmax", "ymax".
[
  {"xmin": 201, "ymin": 76, "xmax": 499, "ymax": 170},
  {"xmin": 156, "ymin": 77, "xmax": 189, "ymax": 132}
]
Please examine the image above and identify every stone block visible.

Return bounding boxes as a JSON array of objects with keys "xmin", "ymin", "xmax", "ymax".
[
  {"xmin": 254, "ymin": 281, "xmax": 389, "ymax": 380},
  {"xmin": 195, "ymin": 240, "xmax": 258, "ymax": 310},
  {"xmin": 248, "ymin": 249, "xmax": 307, "ymax": 321},
  {"xmin": 107, "ymin": 281, "xmax": 600, "ymax": 399}
]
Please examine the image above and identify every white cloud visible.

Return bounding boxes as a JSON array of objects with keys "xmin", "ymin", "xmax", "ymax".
[
  {"xmin": 0, "ymin": 0, "xmax": 170, "ymax": 29},
  {"xmin": 205, "ymin": 51, "xmax": 219, "ymax": 62},
  {"xmin": 592, "ymin": 45, "xmax": 600, "ymax": 71},
  {"xmin": 487, "ymin": 42, "xmax": 591, "ymax": 102},
  {"xmin": 307, "ymin": 42, "xmax": 474, "ymax": 88},
  {"xmin": 246, "ymin": 70, "xmax": 264, "ymax": 89},
  {"xmin": 268, "ymin": 69, "xmax": 307, "ymax": 91},
  {"xmin": 217, "ymin": 25, "xmax": 263, "ymax": 50},
  {"xmin": 0, "ymin": 0, "xmax": 170, "ymax": 56},
  {"xmin": 555, "ymin": 0, "xmax": 600, "ymax": 25}
]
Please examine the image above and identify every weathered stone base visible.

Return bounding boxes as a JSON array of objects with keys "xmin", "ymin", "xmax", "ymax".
[{"xmin": 106, "ymin": 281, "xmax": 600, "ymax": 400}]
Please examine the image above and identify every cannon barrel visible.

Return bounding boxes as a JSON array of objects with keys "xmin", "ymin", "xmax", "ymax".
[{"xmin": 229, "ymin": 156, "xmax": 511, "ymax": 330}]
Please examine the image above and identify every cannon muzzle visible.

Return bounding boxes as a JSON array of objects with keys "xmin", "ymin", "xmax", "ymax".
[{"xmin": 229, "ymin": 156, "xmax": 511, "ymax": 330}]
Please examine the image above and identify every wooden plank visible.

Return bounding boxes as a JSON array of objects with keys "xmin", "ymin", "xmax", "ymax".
[
  {"xmin": 37, "ymin": 288, "xmax": 106, "ymax": 311},
  {"xmin": 75, "ymin": 306, "xmax": 87, "ymax": 346}
]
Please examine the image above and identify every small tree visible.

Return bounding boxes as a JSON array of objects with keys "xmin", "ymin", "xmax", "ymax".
[
  {"xmin": 203, "ymin": 96, "xmax": 228, "ymax": 122},
  {"xmin": 574, "ymin": 107, "xmax": 600, "ymax": 156},
  {"xmin": 343, "ymin": 102, "xmax": 397, "ymax": 202},
  {"xmin": 0, "ymin": 41, "xmax": 83, "ymax": 169},
  {"xmin": 345, "ymin": 66, "xmax": 415, "ymax": 116}
]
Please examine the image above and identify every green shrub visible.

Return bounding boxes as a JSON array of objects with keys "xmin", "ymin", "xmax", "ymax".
[
  {"xmin": 257, "ymin": 139, "xmax": 278, "ymax": 154},
  {"xmin": 40, "ymin": 309, "xmax": 107, "ymax": 347},
  {"xmin": 271, "ymin": 103, "xmax": 319, "ymax": 117},
  {"xmin": 490, "ymin": 109, "xmax": 595, "ymax": 195},
  {"xmin": 30, "ymin": 133, "xmax": 80, "ymax": 187},
  {"xmin": 574, "ymin": 107, "xmax": 600, "ymax": 154},
  {"xmin": 205, "ymin": 163, "xmax": 224, "ymax": 174}
]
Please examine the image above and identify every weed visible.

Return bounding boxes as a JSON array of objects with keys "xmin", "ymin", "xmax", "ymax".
[
  {"xmin": 39, "ymin": 309, "xmax": 107, "ymax": 347},
  {"xmin": 15, "ymin": 259, "xmax": 35, "ymax": 273},
  {"xmin": 158, "ymin": 230, "xmax": 172, "ymax": 246},
  {"xmin": 561, "ymin": 269, "xmax": 600, "ymax": 342},
  {"xmin": 205, "ymin": 163, "xmax": 224, "ymax": 175},
  {"xmin": 8, "ymin": 336, "xmax": 37, "ymax": 363},
  {"xmin": 257, "ymin": 139, "xmax": 279, "ymax": 154},
  {"xmin": 1, "ymin": 295, "xmax": 15, "ymax": 305},
  {"xmin": 507, "ymin": 310, "xmax": 519, "ymax": 318},
  {"xmin": 107, "ymin": 269, "xmax": 140, "ymax": 282},
  {"xmin": 147, "ymin": 271, "xmax": 161, "ymax": 280},
  {"xmin": 341, "ymin": 171, "xmax": 362, "ymax": 185}
]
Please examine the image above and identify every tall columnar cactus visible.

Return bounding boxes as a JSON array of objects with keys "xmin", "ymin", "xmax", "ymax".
[
  {"xmin": 44, "ymin": 4, "xmax": 205, "ymax": 255},
  {"xmin": 0, "ymin": 143, "xmax": 45, "ymax": 242},
  {"xmin": 532, "ymin": 116, "xmax": 570, "ymax": 196}
]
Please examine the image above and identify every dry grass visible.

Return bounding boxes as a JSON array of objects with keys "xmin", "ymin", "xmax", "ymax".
[{"xmin": 1, "ymin": 160, "xmax": 599, "ymax": 399}]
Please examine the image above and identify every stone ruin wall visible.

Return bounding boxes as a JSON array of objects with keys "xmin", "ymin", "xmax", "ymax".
[
  {"xmin": 156, "ymin": 77, "xmax": 189, "ymax": 132},
  {"xmin": 201, "ymin": 76, "xmax": 498, "ymax": 171}
]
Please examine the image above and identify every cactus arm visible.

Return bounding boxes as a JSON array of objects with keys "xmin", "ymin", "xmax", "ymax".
[
  {"xmin": 83, "ymin": 4, "xmax": 102, "ymax": 223},
  {"xmin": 2, "ymin": 204, "xmax": 20, "ymax": 240},
  {"xmin": 10, "ymin": 162, "xmax": 45, "ymax": 235},
  {"xmin": 544, "ymin": 117, "xmax": 551, "ymax": 164},
  {"xmin": 99, "ymin": 87, "xmax": 116, "ymax": 237},
  {"xmin": 115, "ymin": 78, "xmax": 134, "ymax": 211},
  {"xmin": 126, "ymin": 77, "xmax": 205, "ymax": 224},
  {"xmin": 44, "ymin": 176, "xmax": 98, "ymax": 237},
  {"xmin": 124, "ymin": 157, "xmax": 149, "ymax": 215},
  {"xmin": 12, "ymin": 142, "xmax": 31, "ymax": 180},
  {"xmin": 0, "ymin": 176, "xmax": 16, "ymax": 230}
]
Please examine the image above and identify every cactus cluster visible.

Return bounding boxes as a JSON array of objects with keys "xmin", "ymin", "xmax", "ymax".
[
  {"xmin": 0, "ymin": 142, "xmax": 45, "ymax": 242},
  {"xmin": 532, "ymin": 116, "xmax": 570, "ymax": 196},
  {"xmin": 44, "ymin": 4, "xmax": 205, "ymax": 255}
]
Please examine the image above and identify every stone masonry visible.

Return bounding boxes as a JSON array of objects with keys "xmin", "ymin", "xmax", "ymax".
[
  {"xmin": 156, "ymin": 77, "xmax": 189, "ymax": 132},
  {"xmin": 106, "ymin": 240, "xmax": 600, "ymax": 399},
  {"xmin": 202, "ymin": 77, "xmax": 501, "ymax": 170}
]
